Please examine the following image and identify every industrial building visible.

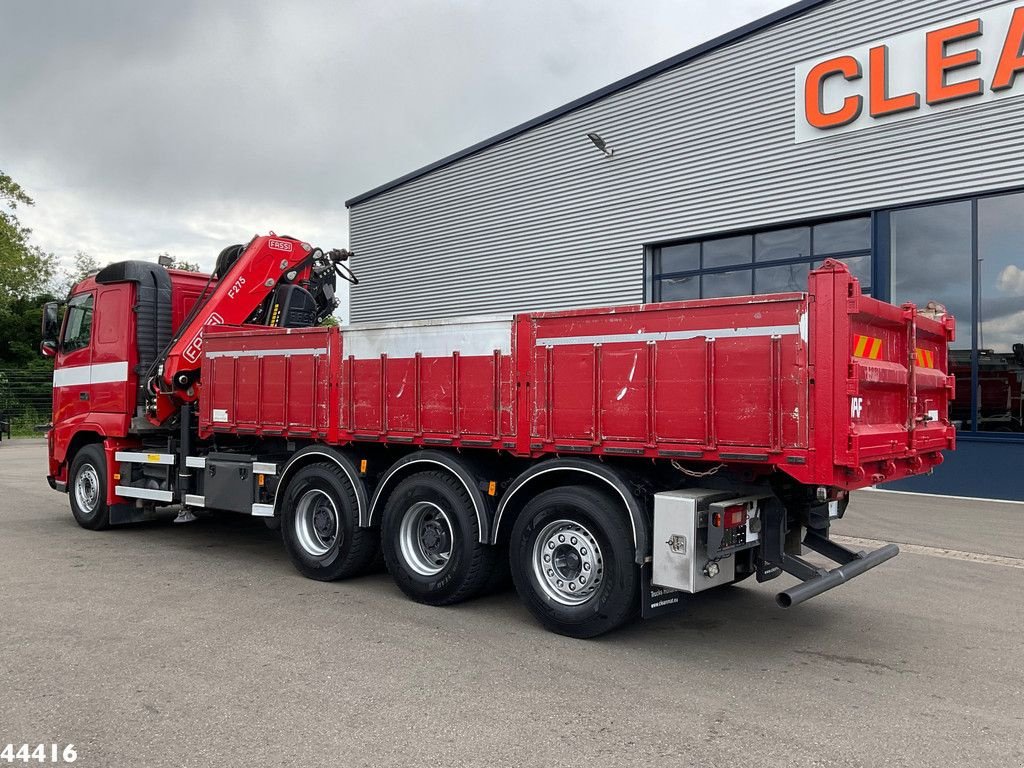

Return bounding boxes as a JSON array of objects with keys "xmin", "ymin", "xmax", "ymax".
[{"xmin": 346, "ymin": 0, "xmax": 1024, "ymax": 500}]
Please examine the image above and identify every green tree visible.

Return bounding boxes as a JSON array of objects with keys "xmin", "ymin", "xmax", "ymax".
[
  {"xmin": 0, "ymin": 171, "xmax": 57, "ymax": 303},
  {"xmin": 0, "ymin": 292, "xmax": 58, "ymax": 366},
  {"xmin": 65, "ymin": 251, "xmax": 101, "ymax": 286}
]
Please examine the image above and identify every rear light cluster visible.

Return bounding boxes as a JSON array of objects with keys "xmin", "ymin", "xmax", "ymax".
[{"xmin": 712, "ymin": 504, "xmax": 747, "ymax": 529}]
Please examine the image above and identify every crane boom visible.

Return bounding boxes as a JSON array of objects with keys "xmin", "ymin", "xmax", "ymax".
[{"xmin": 147, "ymin": 232, "xmax": 349, "ymax": 425}]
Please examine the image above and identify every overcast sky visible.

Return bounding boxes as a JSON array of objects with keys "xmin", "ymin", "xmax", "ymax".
[{"xmin": 2, "ymin": 0, "xmax": 792, "ymax": 314}]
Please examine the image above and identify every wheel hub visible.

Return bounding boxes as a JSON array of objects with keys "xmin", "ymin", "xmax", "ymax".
[
  {"xmin": 313, "ymin": 507, "xmax": 333, "ymax": 538},
  {"xmin": 532, "ymin": 520, "xmax": 604, "ymax": 606},
  {"xmin": 420, "ymin": 520, "xmax": 449, "ymax": 554},
  {"xmin": 552, "ymin": 545, "xmax": 582, "ymax": 580},
  {"xmin": 399, "ymin": 501, "xmax": 455, "ymax": 576},
  {"xmin": 74, "ymin": 464, "xmax": 100, "ymax": 514},
  {"xmin": 294, "ymin": 489, "xmax": 340, "ymax": 557}
]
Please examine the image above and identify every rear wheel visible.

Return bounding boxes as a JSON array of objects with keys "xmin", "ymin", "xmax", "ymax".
[
  {"xmin": 69, "ymin": 444, "xmax": 110, "ymax": 530},
  {"xmin": 281, "ymin": 463, "xmax": 377, "ymax": 581},
  {"xmin": 509, "ymin": 485, "xmax": 638, "ymax": 638},
  {"xmin": 381, "ymin": 471, "xmax": 496, "ymax": 606}
]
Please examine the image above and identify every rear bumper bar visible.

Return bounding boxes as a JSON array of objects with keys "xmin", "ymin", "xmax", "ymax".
[
  {"xmin": 759, "ymin": 497, "xmax": 899, "ymax": 608},
  {"xmin": 776, "ymin": 540, "xmax": 899, "ymax": 608}
]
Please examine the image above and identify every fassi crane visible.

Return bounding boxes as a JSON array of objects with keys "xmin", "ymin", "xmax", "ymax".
[{"xmin": 145, "ymin": 233, "xmax": 356, "ymax": 425}]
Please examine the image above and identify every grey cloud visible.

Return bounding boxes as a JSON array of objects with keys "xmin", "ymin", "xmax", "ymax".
[{"xmin": 1, "ymin": 0, "xmax": 789, "ymax": 280}]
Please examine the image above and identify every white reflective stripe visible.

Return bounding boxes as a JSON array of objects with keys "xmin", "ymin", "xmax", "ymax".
[
  {"xmin": 90, "ymin": 362, "xmax": 129, "ymax": 384},
  {"xmin": 204, "ymin": 347, "xmax": 327, "ymax": 359},
  {"xmin": 52, "ymin": 361, "xmax": 129, "ymax": 388},
  {"xmin": 251, "ymin": 503, "xmax": 275, "ymax": 517},
  {"xmin": 115, "ymin": 451, "xmax": 175, "ymax": 465},
  {"xmin": 536, "ymin": 325, "xmax": 802, "ymax": 347},
  {"xmin": 185, "ymin": 456, "xmax": 206, "ymax": 469},
  {"xmin": 115, "ymin": 486, "xmax": 174, "ymax": 502},
  {"xmin": 184, "ymin": 494, "xmax": 206, "ymax": 508},
  {"xmin": 253, "ymin": 462, "xmax": 277, "ymax": 475},
  {"xmin": 52, "ymin": 366, "xmax": 90, "ymax": 387}
]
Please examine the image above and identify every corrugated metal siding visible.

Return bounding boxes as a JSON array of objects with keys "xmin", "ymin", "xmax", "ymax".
[{"xmin": 349, "ymin": 0, "xmax": 1024, "ymax": 322}]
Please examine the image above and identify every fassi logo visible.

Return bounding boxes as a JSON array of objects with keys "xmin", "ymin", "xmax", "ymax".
[
  {"xmin": 181, "ymin": 313, "xmax": 225, "ymax": 364},
  {"xmin": 794, "ymin": 2, "xmax": 1024, "ymax": 141}
]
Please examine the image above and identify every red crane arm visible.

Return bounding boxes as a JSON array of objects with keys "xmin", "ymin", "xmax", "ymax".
[{"xmin": 148, "ymin": 233, "xmax": 340, "ymax": 425}]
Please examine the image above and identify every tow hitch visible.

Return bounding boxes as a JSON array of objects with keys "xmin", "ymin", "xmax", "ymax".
[{"xmin": 759, "ymin": 498, "xmax": 900, "ymax": 608}]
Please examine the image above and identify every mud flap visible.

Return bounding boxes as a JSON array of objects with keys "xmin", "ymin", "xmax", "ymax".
[
  {"xmin": 109, "ymin": 503, "xmax": 166, "ymax": 525},
  {"xmin": 639, "ymin": 562, "xmax": 687, "ymax": 619}
]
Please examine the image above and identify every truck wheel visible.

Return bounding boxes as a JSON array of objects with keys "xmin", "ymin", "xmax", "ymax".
[
  {"xmin": 280, "ymin": 463, "xmax": 377, "ymax": 581},
  {"xmin": 69, "ymin": 444, "xmax": 111, "ymax": 530},
  {"xmin": 509, "ymin": 485, "xmax": 638, "ymax": 638},
  {"xmin": 381, "ymin": 471, "xmax": 496, "ymax": 606}
]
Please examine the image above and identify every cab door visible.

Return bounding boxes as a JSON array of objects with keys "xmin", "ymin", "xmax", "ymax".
[
  {"xmin": 52, "ymin": 292, "xmax": 95, "ymax": 425},
  {"xmin": 90, "ymin": 285, "xmax": 133, "ymax": 416}
]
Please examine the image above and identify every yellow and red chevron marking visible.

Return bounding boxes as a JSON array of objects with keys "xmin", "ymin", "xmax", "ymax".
[
  {"xmin": 853, "ymin": 334, "xmax": 882, "ymax": 360},
  {"xmin": 915, "ymin": 348, "xmax": 935, "ymax": 368}
]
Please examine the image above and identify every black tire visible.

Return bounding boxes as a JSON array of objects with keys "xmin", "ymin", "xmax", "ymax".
[
  {"xmin": 509, "ymin": 485, "xmax": 638, "ymax": 638},
  {"xmin": 381, "ymin": 471, "xmax": 497, "ymax": 606},
  {"xmin": 69, "ymin": 444, "xmax": 111, "ymax": 530},
  {"xmin": 280, "ymin": 463, "xmax": 378, "ymax": 581}
]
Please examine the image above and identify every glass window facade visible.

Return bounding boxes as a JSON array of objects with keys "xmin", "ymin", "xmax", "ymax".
[
  {"xmin": 646, "ymin": 189, "xmax": 1024, "ymax": 439},
  {"xmin": 890, "ymin": 192, "xmax": 1024, "ymax": 435},
  {"xmin": 648, "ymin": 215, "xmax": 872, "ymax": 302}
]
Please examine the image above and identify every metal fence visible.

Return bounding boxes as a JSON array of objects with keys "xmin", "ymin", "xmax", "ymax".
[{"xmin": 0, "ymin": 368, "xmax": 53, "ymax": 436}]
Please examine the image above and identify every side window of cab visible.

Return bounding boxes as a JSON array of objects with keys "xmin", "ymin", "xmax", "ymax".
[{"xmin": 61, "ymin": 293, "xmax": 94, "ymax": 352}]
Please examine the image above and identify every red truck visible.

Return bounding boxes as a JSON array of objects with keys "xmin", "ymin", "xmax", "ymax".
[{"xmin": 41, "ymin": 234, "xmax": 956, "ymax": 637}]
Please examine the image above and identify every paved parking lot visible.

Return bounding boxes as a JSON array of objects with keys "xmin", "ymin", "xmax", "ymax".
[{"xmin": 2, "ymin": 439, "xmax": 1022, "ymax": 768}]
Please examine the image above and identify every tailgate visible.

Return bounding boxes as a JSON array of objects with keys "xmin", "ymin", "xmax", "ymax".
[{"xmin": 810, "ymin": 260, "xmax": 956, "ymax": 487}]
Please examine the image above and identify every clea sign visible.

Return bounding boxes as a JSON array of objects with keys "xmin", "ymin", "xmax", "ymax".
[{"xmin": 795, "ymin": 1, "xmax": 1024, "ymax": 141}]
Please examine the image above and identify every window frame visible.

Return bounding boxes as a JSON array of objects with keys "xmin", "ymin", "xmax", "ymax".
[
  {"xmin": 60, "ymin": 291, "xmax": 95, "ymax": 354},
  {"xmin": 646, "ymin": 214, "xmax": 873, "ymax": 303}
]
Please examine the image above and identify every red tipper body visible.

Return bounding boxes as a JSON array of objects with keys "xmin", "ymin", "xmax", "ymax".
[{"xmin": 198, "ymin": 261, "xmax": 955, "ymax": 491}]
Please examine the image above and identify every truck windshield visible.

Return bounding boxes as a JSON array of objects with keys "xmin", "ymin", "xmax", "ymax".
[{"xmin": 61, "ymin": 293, "xmax": 94, "ymax": 352}]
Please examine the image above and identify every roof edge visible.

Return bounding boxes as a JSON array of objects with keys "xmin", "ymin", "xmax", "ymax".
[{"xmin": 346, "ymin": 0, "xmax": 832, "ymax": 208}]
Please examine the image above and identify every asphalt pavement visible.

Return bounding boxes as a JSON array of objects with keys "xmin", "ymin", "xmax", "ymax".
[{"xmin": 2, "ymin": 439, "xmax": 1022, "ymax": 768}]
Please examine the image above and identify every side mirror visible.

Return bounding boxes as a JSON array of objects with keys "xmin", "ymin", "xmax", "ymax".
[{"xmin": 40, "ymin": 302, "xmax": 60, "ymax": 357}]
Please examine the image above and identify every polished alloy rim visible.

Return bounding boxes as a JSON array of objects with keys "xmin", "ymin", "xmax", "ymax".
[
  {"xmin": 532, "ymin": 519, "xmax": 604, "ymax": 606},
  {"xmin": 399, "ymin": 501, "xmax": 454, "ymax": 576},
  {"xmin": 294, "ymin": 489, "xmax": 340, "ymax": 557},
  {"xmin": 74, "ymin": 464, "xmax": 100, "ymax": 514}
]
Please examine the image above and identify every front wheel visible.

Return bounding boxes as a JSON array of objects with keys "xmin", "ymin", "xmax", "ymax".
[
  {"xmin": 69, "ymin": 444, "xmax": 110, "ymax": 530},
  {"xmin": 509, "ymin": 485, "xmax": 638, "ymax": 638}
]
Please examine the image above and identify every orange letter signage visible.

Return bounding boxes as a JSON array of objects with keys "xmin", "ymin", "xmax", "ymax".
[
  {"xmin": 804, "ymin": 55, "xmax": 863, "ymax": 129},
  {"xmin": 869, "ymin": 45, "xmax": 921, "ymax": 116},
  {"xmin": 926, "ymin": 19, "xmax": 985, "ymax": 104},
  {"xmin": 993, "ymin": 7, "xmax": 1024, "ymax": 91}
]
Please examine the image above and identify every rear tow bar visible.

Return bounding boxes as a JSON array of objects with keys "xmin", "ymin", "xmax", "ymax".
[
  {"xmin": 776, "ymin": 534, "xmax": 900, "ymax": 608},
  {"xmin": 760, "ymin": 498, "xmax": 900, "ymax": 608}
]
